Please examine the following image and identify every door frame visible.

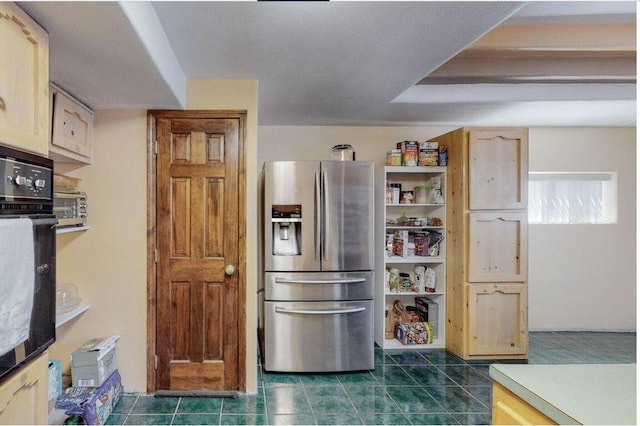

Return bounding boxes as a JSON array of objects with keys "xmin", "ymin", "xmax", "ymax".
[{"xmin": 146, "ymin": 110, "xmax": 247, "ymax": 393}]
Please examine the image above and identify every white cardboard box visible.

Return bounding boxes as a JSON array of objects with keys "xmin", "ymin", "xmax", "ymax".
[{"xmin": 71, "ymin": 335, "xmax": 119, "ymax": 387}]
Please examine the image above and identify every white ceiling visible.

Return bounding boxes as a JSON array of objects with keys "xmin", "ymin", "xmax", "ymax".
[{"xmin": 19, "ymin": 1, "xmax": 637, "ymax": 127}]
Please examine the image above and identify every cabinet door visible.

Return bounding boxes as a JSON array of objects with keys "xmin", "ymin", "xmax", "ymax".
[
  {"xmin": 467, "ymin": 283, "xmax": 527, "ymax": 356},
  {"xmin": 468, "ymin": 129, "xmax": 528, "ymax": 210},
  {"xmin": 0, "ymin": 3, "xmax": 49, "ymax": 155},
  {"xmin": 0, "ymin": 352, "xmax": 48, "ymax": 425},
  {"xmin": 50, "ymin": 88, "xmax": 93, "ymax": 163},
  {"xmin": 468, "ymin": 211, "xmax": 527, "ymax": 282},
  {"xmin": 492, "ymin": 382, "xmax": 556, "ymax": 425}
]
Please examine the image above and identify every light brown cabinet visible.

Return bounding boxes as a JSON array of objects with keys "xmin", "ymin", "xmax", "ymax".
[
  {"xmin": 0, "ymin": 351, "xmax": 49, "ymax": 425},
  {"xmin": 433, "ymin": 127, "xmax": 528, "ymax": 360},
  {"xmin": 492, "ymin": 381, "xmax": 555, "ymax": 425},
  {"xmin": 468, "ymin": 130, "xmax": 528, "ymax": 210},
  {"xmin": 0, "ymin": 2, "xmax": 49, "ymax": 155},
  {"xmin": 467, "ymin": 283, "xmax": 528, "ymax": 356},
  {"xmin": 49, "ymin": 84, "xmax": 94, "ymax": 163},
  {"xmin": 468, "ymin": 211, "xmax": 527, "ymax": 283}
]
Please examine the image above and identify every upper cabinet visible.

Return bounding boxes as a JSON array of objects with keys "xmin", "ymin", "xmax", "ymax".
[
  {"xmin": 0, "ymin": 2, "xmax": 49, "ymax": 156},
  {"xmin": 49, "ymin": 84, "xmax": 94, "ymax": 164},
  {"xmin": 468, "ymin": 129, "xmax": 528, "ymax": 210}
]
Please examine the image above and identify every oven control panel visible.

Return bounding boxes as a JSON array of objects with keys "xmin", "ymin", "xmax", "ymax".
[{"xmin": 0, "ymin": 157, "xmax": 53, "ymax": 200}]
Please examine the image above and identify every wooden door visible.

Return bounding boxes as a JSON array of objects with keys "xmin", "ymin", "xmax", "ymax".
[
  {"xmin": 467, "ymin": 283, "xmax": 528, "ymax": 356},
  {"xmin": 153, "ymin": 111, "xmax": 245, "ymax": 392}
]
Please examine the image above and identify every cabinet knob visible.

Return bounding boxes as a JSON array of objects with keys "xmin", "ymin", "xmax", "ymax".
[{"xmin": 0, "ymin": 96, "xmax": 5, "ymax": 110}]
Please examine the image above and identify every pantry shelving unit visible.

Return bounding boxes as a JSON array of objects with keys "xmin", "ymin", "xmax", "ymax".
[{"xmin": 375, "ymin": 166, "xmax": 447, "ymax": 349}]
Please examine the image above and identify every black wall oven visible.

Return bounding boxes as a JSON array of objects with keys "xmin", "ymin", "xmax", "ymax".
[{"xmin": 0, "ymin": 144, "xmax": 56, "ymax": 384}]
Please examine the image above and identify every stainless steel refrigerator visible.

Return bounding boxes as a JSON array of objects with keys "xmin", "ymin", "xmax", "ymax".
[{"xmin": 259, "ymin": 160, "xmax": 374, "ymax": 372}]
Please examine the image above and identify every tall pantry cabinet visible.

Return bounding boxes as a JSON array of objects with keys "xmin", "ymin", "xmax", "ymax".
[{"xmin": 433, "ymin": 128, "xmax": 529, "ymax": 360}]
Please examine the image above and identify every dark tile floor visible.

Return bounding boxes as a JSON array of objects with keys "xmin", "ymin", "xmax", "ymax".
[{"xmin": 106, "ymin": 332, "xmax": 635, "ymax": 425}]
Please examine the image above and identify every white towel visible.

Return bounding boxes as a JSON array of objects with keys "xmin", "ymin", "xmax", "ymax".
[{"xmin": 0, "ymin": 218, "xmax": 34, "ymax": 357}]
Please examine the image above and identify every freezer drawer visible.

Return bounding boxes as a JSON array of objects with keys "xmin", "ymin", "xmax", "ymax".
[
  {"xmin": 265, "ymin": 271, "xmax": 373, "ymax": 301},
  {"xmin": 264, "ymin": 300, "xmax": 374, "ymax": 372}
]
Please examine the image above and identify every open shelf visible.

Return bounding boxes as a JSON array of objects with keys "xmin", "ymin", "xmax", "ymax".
[
  {"xmin": 56, "ymin": 225, "xmax": 90, "ymax": 234},
  {"xmin": 377, "ymin": 165, "xmax": 447, "ymax": 349},
  {"xmin": 382, "ymin": 337, "xmax": 445, "ymax": 350},
  {"xmin": 55, "ymin": 305, "xmax": 89, "ymax": 328},
  {"xmin": 385, "ymin": 291, "xmax": 444, "ymax": 297},
  {"xmin": 385, "ymin": 256, "xmax": 446, "ymax": 264}
]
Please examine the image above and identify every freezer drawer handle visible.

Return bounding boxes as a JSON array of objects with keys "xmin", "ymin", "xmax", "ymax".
[
  {"xmin": 274, "ymin": 278, "xmax": 366, "ymax": 285},
  {"xmin": 275, "ymin": 306, "xmax": 366, "ymax": 315}
]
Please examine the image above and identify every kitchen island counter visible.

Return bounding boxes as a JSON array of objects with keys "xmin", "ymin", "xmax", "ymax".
[{"xmin": 489, "ymin": 363, "xmax": 636, "ymax": 425}]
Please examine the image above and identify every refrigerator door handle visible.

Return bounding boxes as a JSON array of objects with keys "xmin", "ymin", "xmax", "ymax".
[
  {"xmin": 322, "ymin": 171, "xmax": 329, "ymax": 260},
  {"xmin": 315, "ymin": 171, "xmax": 321, "ymax": 261},
  {"xmin": 275, "ymin": 277, "xmax": 367, "ymax": 285},
  {"xmin": 275, "ymin": 306, "xmax": 366, "ymax": 315}
]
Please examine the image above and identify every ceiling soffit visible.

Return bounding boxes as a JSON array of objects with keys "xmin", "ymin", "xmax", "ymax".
[{"xmin": 418, "ymin": 23, "xmax": 636, "ymax": 85}]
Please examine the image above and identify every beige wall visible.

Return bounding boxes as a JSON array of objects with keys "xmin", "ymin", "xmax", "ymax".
[
  {"xmin": 52, "ymin": 110, "xmax": 148, "ymax": 392},
  {"xmin": 527, "ymin": 127, "xmax": 636, "ymax": 330},
  {"xmin": 51, "ymin": 79, "xmax": 259, "ymax": 394},
  {"xmin": 256, "ymin": 126, "xmax": 454, "ymax": 171}
]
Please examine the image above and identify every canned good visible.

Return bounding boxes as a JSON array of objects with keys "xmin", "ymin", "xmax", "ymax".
[
  {"xmin": 389, "ymin": 183, "xmax": 401, "ymax": 204},
  {"xmin": 414, "ymin": 184, "xmax": 430, "ymax": 204},
  {"xmin": 387, "ymin": 149, "xmax": 402, "ymax": 166},
  {"xmin": 399, "ymin": 273, "xmax": 413, "ymax": 292}
]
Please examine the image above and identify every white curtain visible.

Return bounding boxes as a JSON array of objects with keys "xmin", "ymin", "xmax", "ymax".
[{"xmin": 528, "ymin": 173, "xmax": 615, "ymax": 224}]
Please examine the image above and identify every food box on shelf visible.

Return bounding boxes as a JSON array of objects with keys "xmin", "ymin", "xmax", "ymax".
[
  {"xmin": 413, "ymin": 233, "xmax": 430, "ymax": 256},
  {"xmin": 394, "ymin": 322, "xmax": 434, "ymax": 345},
  {"xmin": 392, "ymin": 231, "xmax": 409, "ymax": 257},
  {"xmin": 419, "ymin": 141, "xmax": 439, "ymax": 166},
  {"xmin": 415, "ymin": 297, "xmax": 439, "ymax": 339},
  {"xmin": 71, "ymin": 336, "xmax": 119, "ymax": 388}
]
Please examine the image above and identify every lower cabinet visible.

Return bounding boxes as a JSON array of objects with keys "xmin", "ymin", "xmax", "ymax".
[
  {"xmin": 467, "ymin": 283, "xmax": 528, "ymax": 357},
  {"xmin": 0, "ymin": 351, "xmax": 48, "ymax": 425},
  {"xmin": 492, "ymin": 381, "xmax": 556, "ymax": 425}
]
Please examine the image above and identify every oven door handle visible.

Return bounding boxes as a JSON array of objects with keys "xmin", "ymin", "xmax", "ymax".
[
  {"xmin": 274, "ymin": 278, "xmax": 366, "ymax": 285},
  {"xmin": 30, "ymin": 217, "xmax": 58, "ymax": 227},
  {"xmin": 275, "ymin": 306, "xmax": 366, "ymax": 315}
]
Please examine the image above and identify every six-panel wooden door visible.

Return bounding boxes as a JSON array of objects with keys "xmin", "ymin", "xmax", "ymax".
[{"xmin": 153, "ymin": 111, "xmax": 245, "ymax": 392}]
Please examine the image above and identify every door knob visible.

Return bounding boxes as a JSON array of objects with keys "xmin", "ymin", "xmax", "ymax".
[{"xmin": 225, "ymin": 264, "xmax": 235, "ymax": 276}]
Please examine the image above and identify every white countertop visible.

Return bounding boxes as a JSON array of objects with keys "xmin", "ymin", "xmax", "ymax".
[{"xmin": 489, "ymin": 363, "xmax": 636, "ymax": 425}]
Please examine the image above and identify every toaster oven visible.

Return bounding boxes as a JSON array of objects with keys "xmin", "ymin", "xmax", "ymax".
[{"xmin": 54, "ymin": 192, "xmax": 87, "ymax": 227}]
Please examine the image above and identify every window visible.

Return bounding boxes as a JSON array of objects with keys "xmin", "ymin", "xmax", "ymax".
[{"xmin": 528, "ymin": 172, "xmax": 617, "ymax": 224}]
